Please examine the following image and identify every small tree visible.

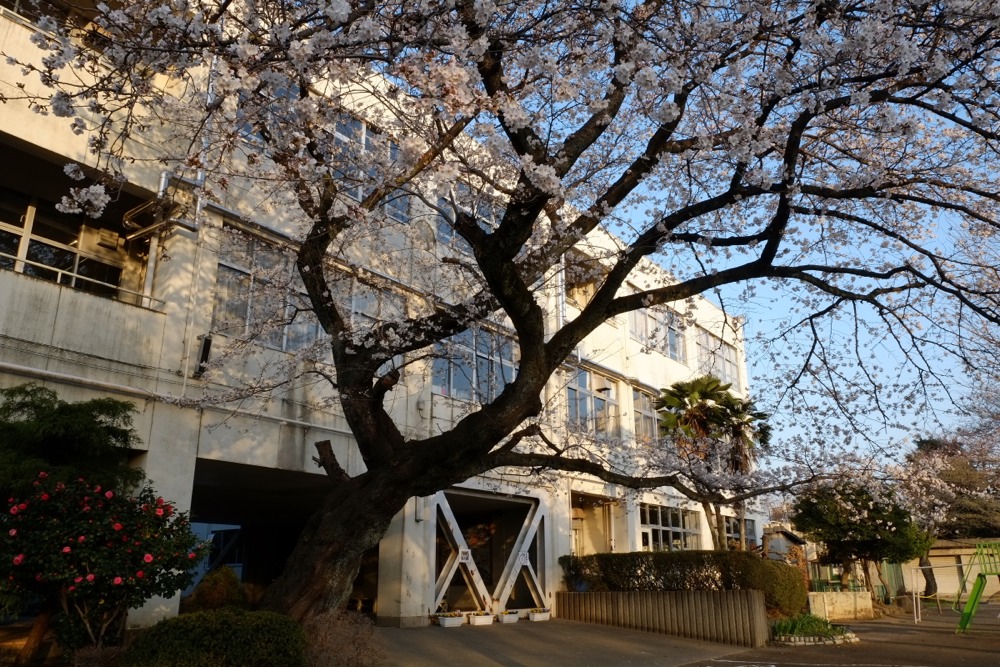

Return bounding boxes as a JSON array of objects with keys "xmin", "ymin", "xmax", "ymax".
[
  {"xmin": 0, "ymin": 384, "xmax": 143, "ymax": 499},
  {"xmin": 791, "ymin": 483, "xmax": 931, "ymax": 601},
  {"xmin": 1, "ymin": 473, "xmax": 207, "ymax": 654},
  {"xmin": 656, "ymin": 376, "xmax": 771, "ymax": 550}
]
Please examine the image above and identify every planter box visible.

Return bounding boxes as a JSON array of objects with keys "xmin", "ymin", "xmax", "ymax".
[
  {"xmin": 469, "ymin": 614, "xmax": 494, "ymax": 626},
  {"xmin": 529, "ymin": 611, "xmax": 550, "ymax": 622},
  {"xmin": 437, "ymin": 616, "xmax": 464, "ymax": 628},
  {"xmin": 498, "ymin": 613, "xmax": 519, "ymax": 624}
]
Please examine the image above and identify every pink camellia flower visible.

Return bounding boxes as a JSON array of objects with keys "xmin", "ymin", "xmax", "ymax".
[
  {"xmin": 105, "ymin": 491, "xmax": 113, "ymax": 499},
  {"xmin": 155, "ymin": 508, "xmax": 164, "ymax": 516},
  {"xmin": 74, "ymin": 576, "xmax": 83, "ymax": 583},
  {"xmin": 143, "ymin": 554, "xmax": 154, "ymax": 563},
  {"xmin": 40, "ymin": 493, "xmax": 49, "ymax": 501},
  {"xmin": 85, "ymin": 573, "xmax": 95, "ymax": 582},
  {"xmin": 78, "ymin": 535, "xmax": 85, "ymax": 543},
  {"xmin": 113, "ymin": 523, "xmax": 123, "ymax": 531},
  {"xmin": 8, "ymin": 529, "xmax": 15, "ymax": 537},
  {"xmin": 67, "ymin": 585, "xmax": 75, "ymax": 592},
  {"xmin": 38, "ymin": 472, "xmax": 48, "ymax": 479},
  {"xmin": 9, "ymin": 506, "xmax": 17, "ymax": 515},
  {"xmin": 12, "ymin": 554, "xmax": 24, "ymax": 566},
  {"xmin": 93, "ymin": 485, "xmax": 101, "ymax": 493},
  {"xmin": 62, "ymin": 546, "xmax": 71, "ymax": 554},
  {"xmin": 113, "ymin": 576, "xmax": 123, "ymax": 585},
  {"xmin": 135, "ymin": 571, "xmax": 144, "ymax": 579},
  {"xmin": 156, "ymin": 497, "xmax": 164, "ymax": 506},
  {"xmin": 82, "ymin": 506, "xmax": 90, "ymax": 512},
  {"xmin": 188, "ymin": 552, "xmax": 197, "ymax": 559}
]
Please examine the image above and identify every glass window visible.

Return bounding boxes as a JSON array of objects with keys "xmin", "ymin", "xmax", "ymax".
[
  {"xmin": 0, "ymin": 186, "xmax": 125, "ymax": 298},
  {"xmin": 432, "ymin": 328, "xmax": 517, "ymax": 403},
  {"xmin": 639, "ymin": 503, "xmax": 700, "ymax": 552},
  {"xmin": 696, "ymin": 328, "xmax": 741, "ymax": 390},
  {"xmin": 211, "ymin": 229, "xmax": 324, "ymax": 352},
  {"xmin": 724, "ymin": 517, "xmax": 757, "ymax": 547},
  {"xmin": 633, "ymin": 389, "xmax": 658, "ymax": 443},
  {"xmin": 567, "ymin": 369, "xmax": 619, "ymax": 438},
  {"xmin": 628, "ymin": 306, "xmax": 686, "ymax": 363}
]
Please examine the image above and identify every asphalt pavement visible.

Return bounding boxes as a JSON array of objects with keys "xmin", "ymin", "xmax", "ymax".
[{"xmin": 377, "ymin": 607, "xmax": 1000, "ymax": 667}]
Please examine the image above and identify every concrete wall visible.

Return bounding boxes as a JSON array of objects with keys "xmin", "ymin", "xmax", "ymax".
[
  {"xmin": 807, "ymin": 591, "xmax": 874, "ymax": 621},
  {"xmin": 557, "ymin": 590, "xmax": 770, "ymax": 648}
]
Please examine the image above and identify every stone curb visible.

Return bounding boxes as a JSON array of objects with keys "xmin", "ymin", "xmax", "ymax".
[{"xmin": 773, "ymin": 630, "xmax": 859, "ymax": 646}]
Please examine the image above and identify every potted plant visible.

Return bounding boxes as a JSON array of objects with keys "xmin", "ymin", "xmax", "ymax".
[
  {"xmin": 529, "ymin": 608, "xmax": 551, "ymax": 622},
  {"xmin": 436, "ymin": 611, "xmax": 464, "ymax": 628},
  {"xmin": 498, "ymin": 610, "xmax": 519, "ymax": 624},
  {"xmin": 468, "ymin": 610, "xmax": 494, "ymax": 626}
]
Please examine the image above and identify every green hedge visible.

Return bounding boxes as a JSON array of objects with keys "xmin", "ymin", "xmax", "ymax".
[
  {"xmin": 120, "ymin": 609, "xmax": 306, "ymax": 667},
  {"xmin": 559, "ymin": 551, "xmax": 806, "ymax": 616}
]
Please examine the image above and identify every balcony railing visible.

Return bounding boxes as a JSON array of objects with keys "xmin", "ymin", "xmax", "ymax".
[{"xmin": 0, "ymin": 251, "xmax": 165, "ymax": 311}]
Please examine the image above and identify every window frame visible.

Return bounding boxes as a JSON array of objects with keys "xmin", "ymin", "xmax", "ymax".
[
  {"xmin": 695, "ymin": 327, "xmax": 741, "ymax": 390},
  {"xmin": 211, "ymin": 229, "xmax": 324, "ymax": 353},
  {"xmin": 628, "ymin": 307, "xmax": 687, "ymax": 363},
  {"xmin": 431, "ymin": 327, "xmax": 517, "ymax": 403},
  {"xmin": 639, "ymin": 502, "xmax": 701, "ymax": 552},
  {"xmin": 632, "ymin": 388, "xmax": 659, "ymax": 443},
  {"xmin": 0, "ymin": 187, "xmax": 127, "ymax": 300},
  {"xmin": 567, "ymin": 368, "xmax": 620, "ymax": 438}
]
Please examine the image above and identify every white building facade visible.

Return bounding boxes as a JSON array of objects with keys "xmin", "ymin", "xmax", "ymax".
[{"xmin": 0, "ymin": 3, "xmax": 762, "ymax": 627}]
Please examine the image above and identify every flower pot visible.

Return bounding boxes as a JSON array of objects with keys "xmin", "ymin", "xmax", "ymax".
[
  {"xmin": 469, "ymin": 614, "xmax": 494, "ymax": 626},
  {"xmin": 498, "ymin": 613, "xmax": 519, "ymax": 624},
  {"xmin": 437, "ymin": 615, "xmax": 464, "ymax": 628},
  {"xmin": 529, "ymin": 611, "xmax": 550, "ymax": 622}
]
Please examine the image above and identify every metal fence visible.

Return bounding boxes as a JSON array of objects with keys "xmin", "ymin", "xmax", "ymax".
[{"xmin": 556, "ymin": 589, "xmax": 770, "ymax": 647}]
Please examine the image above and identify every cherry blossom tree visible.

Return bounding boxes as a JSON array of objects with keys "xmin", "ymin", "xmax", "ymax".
[{"xmin": 9, "ymin": 0, "xmax": 1000, "ymax": 619}]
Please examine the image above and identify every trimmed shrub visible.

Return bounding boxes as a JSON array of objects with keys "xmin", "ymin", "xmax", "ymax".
[
  {"xmin": 191, "ymin": 567, "xmax": 245, "ymax": 610},
  {"xmin": 120, "ymin": 609, "xmax": 306, "ymax": 667},
  {"xmin": 559, "ymin": 551, "xmax": 807, "ymax": 616}
]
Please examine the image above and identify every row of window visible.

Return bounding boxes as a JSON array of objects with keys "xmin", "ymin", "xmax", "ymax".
[
  {"xmin": 628, "ymin": 307, "xmax": 741, "ymax": 390},
  {"xmin": 0, "ymin": 185, "xmax": 132, "ymax": 300},
  {"xmin": 639, "ymin": 503, "xmax": 757, "ymax": 552}
]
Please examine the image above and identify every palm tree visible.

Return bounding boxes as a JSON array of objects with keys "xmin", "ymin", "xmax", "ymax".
[{"xmin": 655, "ymin": 376, "xmax": 771, "ymax": 550}]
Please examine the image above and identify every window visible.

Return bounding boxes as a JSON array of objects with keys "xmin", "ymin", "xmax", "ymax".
[
  {"xmin": 564, "ymin": 252, "xmax": 605, "ymax": 308},
  {"xmin": 725, "ymin": 517, "xmax": 757, "ymax": 548},
  {"xmin": 211, "ymin": 230, "xmax": 323, "ymax": 352},
  {"xmin": 0, "ymin": 185, "xmax": 127, "ymax": 300},
  {"xmin": 567, "ymin": 369, "xmax": 619, "ymax": 437},
  {"xmin": 333, "ymin": 115, "xmax": 409, "ymax": 223},
  {"xmin": 435, "ymin": 186, "xmax": 502, "ymax": 253},
  {"xmin": 628, "ymin": 307, "xmax": 686, "ymax": 363},
  {"xmin": 633, "ymin": 389, "xmax": 659, "ymax": 443},
  {"xmin": 432, "ymin": 328, "xmax": 517, "ymax": 402},
  {"xmin": 696, "ymin": 328, "xmax": 741, "ymax": 390},
  {"xmin": 639, "ymin": 503, "xmax": 700, "ymax": 551}
]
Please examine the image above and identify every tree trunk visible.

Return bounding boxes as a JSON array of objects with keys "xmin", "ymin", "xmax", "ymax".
[
  {"xmin": 860, "ymin": 559, "xmax": 876, "ymax": 601},
  {"xmin": 737, "ymin": 502, "xmax": 747, "ymax": 551},
  {"xmin": 919, "ymin": 551, "xmax": 938, "ymax": 597},
  {"xmin": 701, "ymin": 501, "xmax": 721, "ymax": 550},
  {"xmin": 260, "ymin": 473, "xmax": 411, "ymax": 622},
  {"xmin": 839, "ymin": 560, "xmax": 852, "ymax": 589},
  {"xmin": 16, "ymin": 606, "xmax": 50, "ymax": 666},
  {"xmin": 715, "ymin": 508, "xmax": 728, "ymax": 551},
  {"xmin": 875, "ymin": 561, "xmax": 893, "ymax": 604}
]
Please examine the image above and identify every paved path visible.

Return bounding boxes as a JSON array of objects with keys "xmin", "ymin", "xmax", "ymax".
[
  {"xmin": 678, "ymin": 611, "xmax": 1000, "ymax": 667},
  {"xmin": 377, "ymin": 610, "xmax": 1000, "ymax": 667},
  {"xmin": 377, "ymin": 618, "xmax": 748, "ymax": 667}
]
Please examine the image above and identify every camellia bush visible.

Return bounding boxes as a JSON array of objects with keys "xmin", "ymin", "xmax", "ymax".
[{"xmin": 1, "ymin": 472, "xmax": 207, "ymax": 650}]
